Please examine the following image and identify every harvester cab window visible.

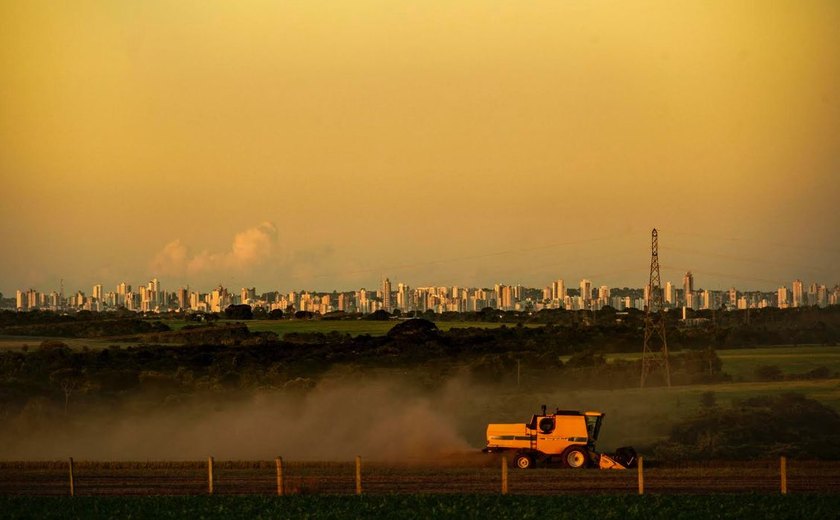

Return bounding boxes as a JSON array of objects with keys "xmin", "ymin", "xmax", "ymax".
[
  {"xmin": 538, "ymin": 417, "xmax": 555, "ymax": 434},
  {"xmin": 527, "ymin": 415, "xmax": 538, "ymax": 430},
  {"xmin": 585, "ymin": 415, "xmax": 603, "ymax": 441}
]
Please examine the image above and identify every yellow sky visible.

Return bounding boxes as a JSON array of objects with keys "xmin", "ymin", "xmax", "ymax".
[{"xmin": 1, "ymin": 1, "xmax": 838, "ymax": 293}]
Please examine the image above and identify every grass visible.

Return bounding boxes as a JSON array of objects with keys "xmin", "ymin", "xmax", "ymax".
[
  {"xmin": 560, "ymin": 345, "xmax": 840, "ymax": 381},
  {"xmin": 172, "ymin": 319, "xmax": 539, "ymax": 338},
  {"xmin": 715, "ymin": 346, "xmax": 840, "ymax": 379},
  {"xmin": 2, "ymin": 494, "xmax": 839, "ymax": 520}
]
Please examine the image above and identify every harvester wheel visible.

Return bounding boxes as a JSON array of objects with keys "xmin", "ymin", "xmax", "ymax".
[
  {"xmin": 563, "ymin": 447, "xmax": 589, "ymax": 469},
  {"xmin": 513, "ymin": 454, "xmax": 534, "ymax": 469}
]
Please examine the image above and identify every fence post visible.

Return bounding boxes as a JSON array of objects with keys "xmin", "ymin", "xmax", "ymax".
[
  {"xmin": 355, "ymin": 456, "xmax": 362, "ymax": 495},
  {"xmin": 68, "ymin": 457, "xmax": 75, "ymax": 497},
  {"xmin": 780, "ymin": 456, "xmax": 787, "ymax": 495},
  {"xmin": 501, "ymin": 456, "xmax": 508, "ymax": 495},
  {"xmin": 637, "ymin": 456, "xmax": 644, "ymax": 495},
  {"xmin": 208, "ymin": 456, "xmax": 214, "ymax": 495},
  {"xmin": 275, "ymin": 457, "xmax": 284, "ymax": 496}
]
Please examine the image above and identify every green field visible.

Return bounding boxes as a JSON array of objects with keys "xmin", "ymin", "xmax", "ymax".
[
  {"xmin": 557, "ymin": 345, "xmax": 840, "ymax": 381},
  {"xmin": 0, "ymin": 320, "xmax": 537, "ymax": 349},
  {"xmin": 169, "ymin": 319, "xmax": 539, "ymax": 337},
  {"xmin": 0, "ymin": 336, "xmax": 116, "ymax": 351},
  {"xmin": 715, "ymin": 346, "xmax": 840, "ymax": 379},
  {"xmin": 2, "ymin": 494, "xmax": 839, "ymax": 520}
]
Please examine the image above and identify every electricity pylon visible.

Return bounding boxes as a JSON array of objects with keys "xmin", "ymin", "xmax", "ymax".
[{"xmin": 641, "ymin": 228, "xmax": 671, "ymax": 388}]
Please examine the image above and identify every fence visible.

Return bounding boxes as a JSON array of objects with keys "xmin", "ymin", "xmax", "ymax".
[{"xmin": 1, "ymin": 457, "xmax": 838, "ymax": 496}]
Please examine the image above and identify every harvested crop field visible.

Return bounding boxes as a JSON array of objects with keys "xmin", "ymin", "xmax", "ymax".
[{"xmin": 2, "ymin": 459, "xmax": 839, "ymax": 496}]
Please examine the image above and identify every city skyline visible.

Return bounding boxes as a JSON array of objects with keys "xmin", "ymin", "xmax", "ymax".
[
  {"xmin": 0, "ymin": 241, "xmax": 840, "ymax": 299},
  {"xmin": 8, "ymin": 272, "xmax": 838, "ymax": 315},
  {"xmin": 2, "ymin": 1, "xmax": 838, "ymax": 295}
]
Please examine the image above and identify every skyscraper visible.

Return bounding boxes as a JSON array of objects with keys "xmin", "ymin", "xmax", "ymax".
[
  {"xmin": 552, "ymin": 279, "xmax": 566, "ymax": 303},
  {"xmin": 579, "ymin": 279, "xmax": 592, "ymax": 300},
  {"xmin": 381, "ymin": 278, "xmax": 392, "ymax": 311},
  {"xmin": 792, "ymin": 279, "xmax": 804, "ymax": 308},
  {"xmin": 664, "ymin": 281, "xmax": 674, "ymax": 306},
  {"xmin": 777, "ymin": 286, "xmax": 789, "ymax": 308},
  {"xmin": 682, "ymin": 272, "xmax": 694, "ymax": 306}
]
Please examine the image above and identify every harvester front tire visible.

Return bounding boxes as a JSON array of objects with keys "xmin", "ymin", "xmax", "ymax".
[
  {"xmin": 563, "ymin": 447, "xmax": 589, "ymax": 469},
  {"xmin": 513, "ymin": 454, "xmax": 534, "ymax": 469}
]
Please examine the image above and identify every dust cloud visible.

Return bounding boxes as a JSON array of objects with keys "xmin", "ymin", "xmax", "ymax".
[
  {"xmin": 1, "ymin": 375, "xmax": 474, "ymax": 461},
  {"xmin": 1, "ymin": 372, "xmax": 677, "ymax": 461}
]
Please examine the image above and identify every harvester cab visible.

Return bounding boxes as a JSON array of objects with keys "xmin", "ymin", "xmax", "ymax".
[{"xmin": 483, "ymin": 405, "xmax": 637, "ymax": 470}]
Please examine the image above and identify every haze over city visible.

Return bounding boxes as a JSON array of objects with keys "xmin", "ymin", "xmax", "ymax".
[{"xmin": 2, "ymin": 1, "xmax": 838, "ymax": 295}]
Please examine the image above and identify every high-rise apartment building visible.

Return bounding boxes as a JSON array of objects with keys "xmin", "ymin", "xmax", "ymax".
[
  {"xmin": 777, "ymin": 286, "xmax": 788, "ymax": 308},
  {"xmin": 381, "ymin": 278, "xmax": 392, "ymax": 311},
  {"xmin": 552, "ymin": 279, "xmax": 566, "ymax": 302},
  {"xmin": 702, "ymin": 289, "xmax": 712, "ymax": 310},
  {"xmin": 683, "ymin": 272, "xmax": 694, "ymax": 306},
  {"xmin": 396, "ymin": 283, "xmax": 409, "ymax": 311},
  {"xmin": 176, "ymin": 288, "xmax": 188, "ymax": 309},
  {"xmin": 664, "ymin": 281, "xmax": 674, "ymax": 306},
  {"xmin": 728, "ymin": 287, "xmax": 737, "ymax": 308},
  {"xmin": 579, "ymin": 279, "xmax": 592, "ymax": 301},
  {"xmin": 598, "ymin": 285, "xmax": 610, "ymax": 304},
  {"xmin": 791, "ymin": 279, "xmax": 803, "ymax": 308}
]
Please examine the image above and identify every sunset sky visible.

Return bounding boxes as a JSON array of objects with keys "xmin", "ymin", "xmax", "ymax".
[{"xmin": 1, "ymin": 1, "xmax": 838, "ymax": 295}]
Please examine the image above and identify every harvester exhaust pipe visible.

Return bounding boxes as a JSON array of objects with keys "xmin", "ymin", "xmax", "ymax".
[{"xmin": 541, "ymin": 404, "xmax": 547, "ymax": 416}]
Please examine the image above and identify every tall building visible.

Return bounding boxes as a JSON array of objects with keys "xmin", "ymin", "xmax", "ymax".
[
  {"xmin": 702, "ymin": 289, "xmax": 712, "ymax": 310},
  {"xmin": 777, "ymin": 286, "xmax": 789, "ymax": 308},
  {"xmin": 396, "ymin": 283, "xmax": 409, "ymax": 311},
  {"xmin": 552, "ymin": 279, "xmax": 566, "ymax": 302},
  {"xmin": 682, "ymin": 272, "xmax": 694, "ymax": 306},
  {"xmin": 817, "ymin": 285, "xmax": 828, "ymax": 308},
  {"xmin": 149, "ymin": 278, "xmax": 161, "ymax": 306},
  {"xmin": 598, "ymin": 285, "xmax": 610, "ymax": 304},
  {"xmin": 241, "ymin": 287, "xmax": 256, "ymax": 304},
  {"xmin": 579, "ymin": 279, "xmax": 592, "ymax": 302},
  {"xmin": 381, "ymin": 278, "xmax": 392, "ymax": 311},
  {"xmin": 792, "ymin": 279, "xmax": 804, "ymax": 307},
  {"xmin": 496, "ymin": 284, "xmax": 513, "ymax": 310},
  {"xmin": 176, "ymin": 288, "xmax": 188, "ymax": 309},
  {"xmin": 664, "ymin": 281, "xmax": 674, "ymax": 306},
  {"xmin": 358, "ymin": 288, "xmax": 369, "ymax": 314}
]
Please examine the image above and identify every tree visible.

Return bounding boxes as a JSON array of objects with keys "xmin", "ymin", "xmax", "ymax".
[
  {"xmin": 366, "ymin": 309, "xmax": 391, "ymax": 321},
  {"xmin": 268, "ymin": 309, "xmax": 284, "ymax": 320},
  {"xmin": 50, "ymin": 368, "xmax": 84, "ymax": 415},
  {"xmin": 224, "ymin": 304, "xmax": 253, "ymax": 320}
]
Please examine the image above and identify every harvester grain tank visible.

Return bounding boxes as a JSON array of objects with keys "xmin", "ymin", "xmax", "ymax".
[{"xmin": 482, "ymin": 405, "xmax": 637, "ymax": 469}]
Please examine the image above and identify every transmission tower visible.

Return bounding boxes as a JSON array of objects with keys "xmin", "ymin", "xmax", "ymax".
[{"xmin": 641, "ymin": 228, "xmax": 671, "ymax": 388}]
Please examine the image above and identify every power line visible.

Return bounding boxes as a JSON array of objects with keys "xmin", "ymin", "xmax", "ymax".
[
  {"xmin": 662, "ymin": 245, "xmax": 832, "ymax": 276},
  {"xmin": 287, "ymin": 234, "xmax": 624, "ymax": 282},
  {"xmin": 660, "ymin": 229, "xmax": 840, "ymax": 256}
]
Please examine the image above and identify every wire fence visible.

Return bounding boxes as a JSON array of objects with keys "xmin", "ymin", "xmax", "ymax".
[{"xmin": 1, "ymin": 457, "xmax": 838, "ymax": 496}]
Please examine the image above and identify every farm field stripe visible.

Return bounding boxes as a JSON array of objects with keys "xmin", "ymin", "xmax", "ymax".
[{"xmin": 2, "ymin": 495, "xmax": 840, "ymax": 520}]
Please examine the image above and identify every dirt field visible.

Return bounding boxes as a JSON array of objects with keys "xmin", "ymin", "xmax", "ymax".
[{"xmin": 2, "ymin": 459, "xmax": 838, "ymax": 496}]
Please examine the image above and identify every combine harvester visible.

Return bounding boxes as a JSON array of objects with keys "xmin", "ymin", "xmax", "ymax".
[{"xmin": 482, "ymin": 405, "xmax": 637, "ymax": 469}]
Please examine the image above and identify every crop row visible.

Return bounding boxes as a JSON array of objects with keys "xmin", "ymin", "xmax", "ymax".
[{"xmin": 4, "ymin": 494, "xmax": 840, "ymax": 520}]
